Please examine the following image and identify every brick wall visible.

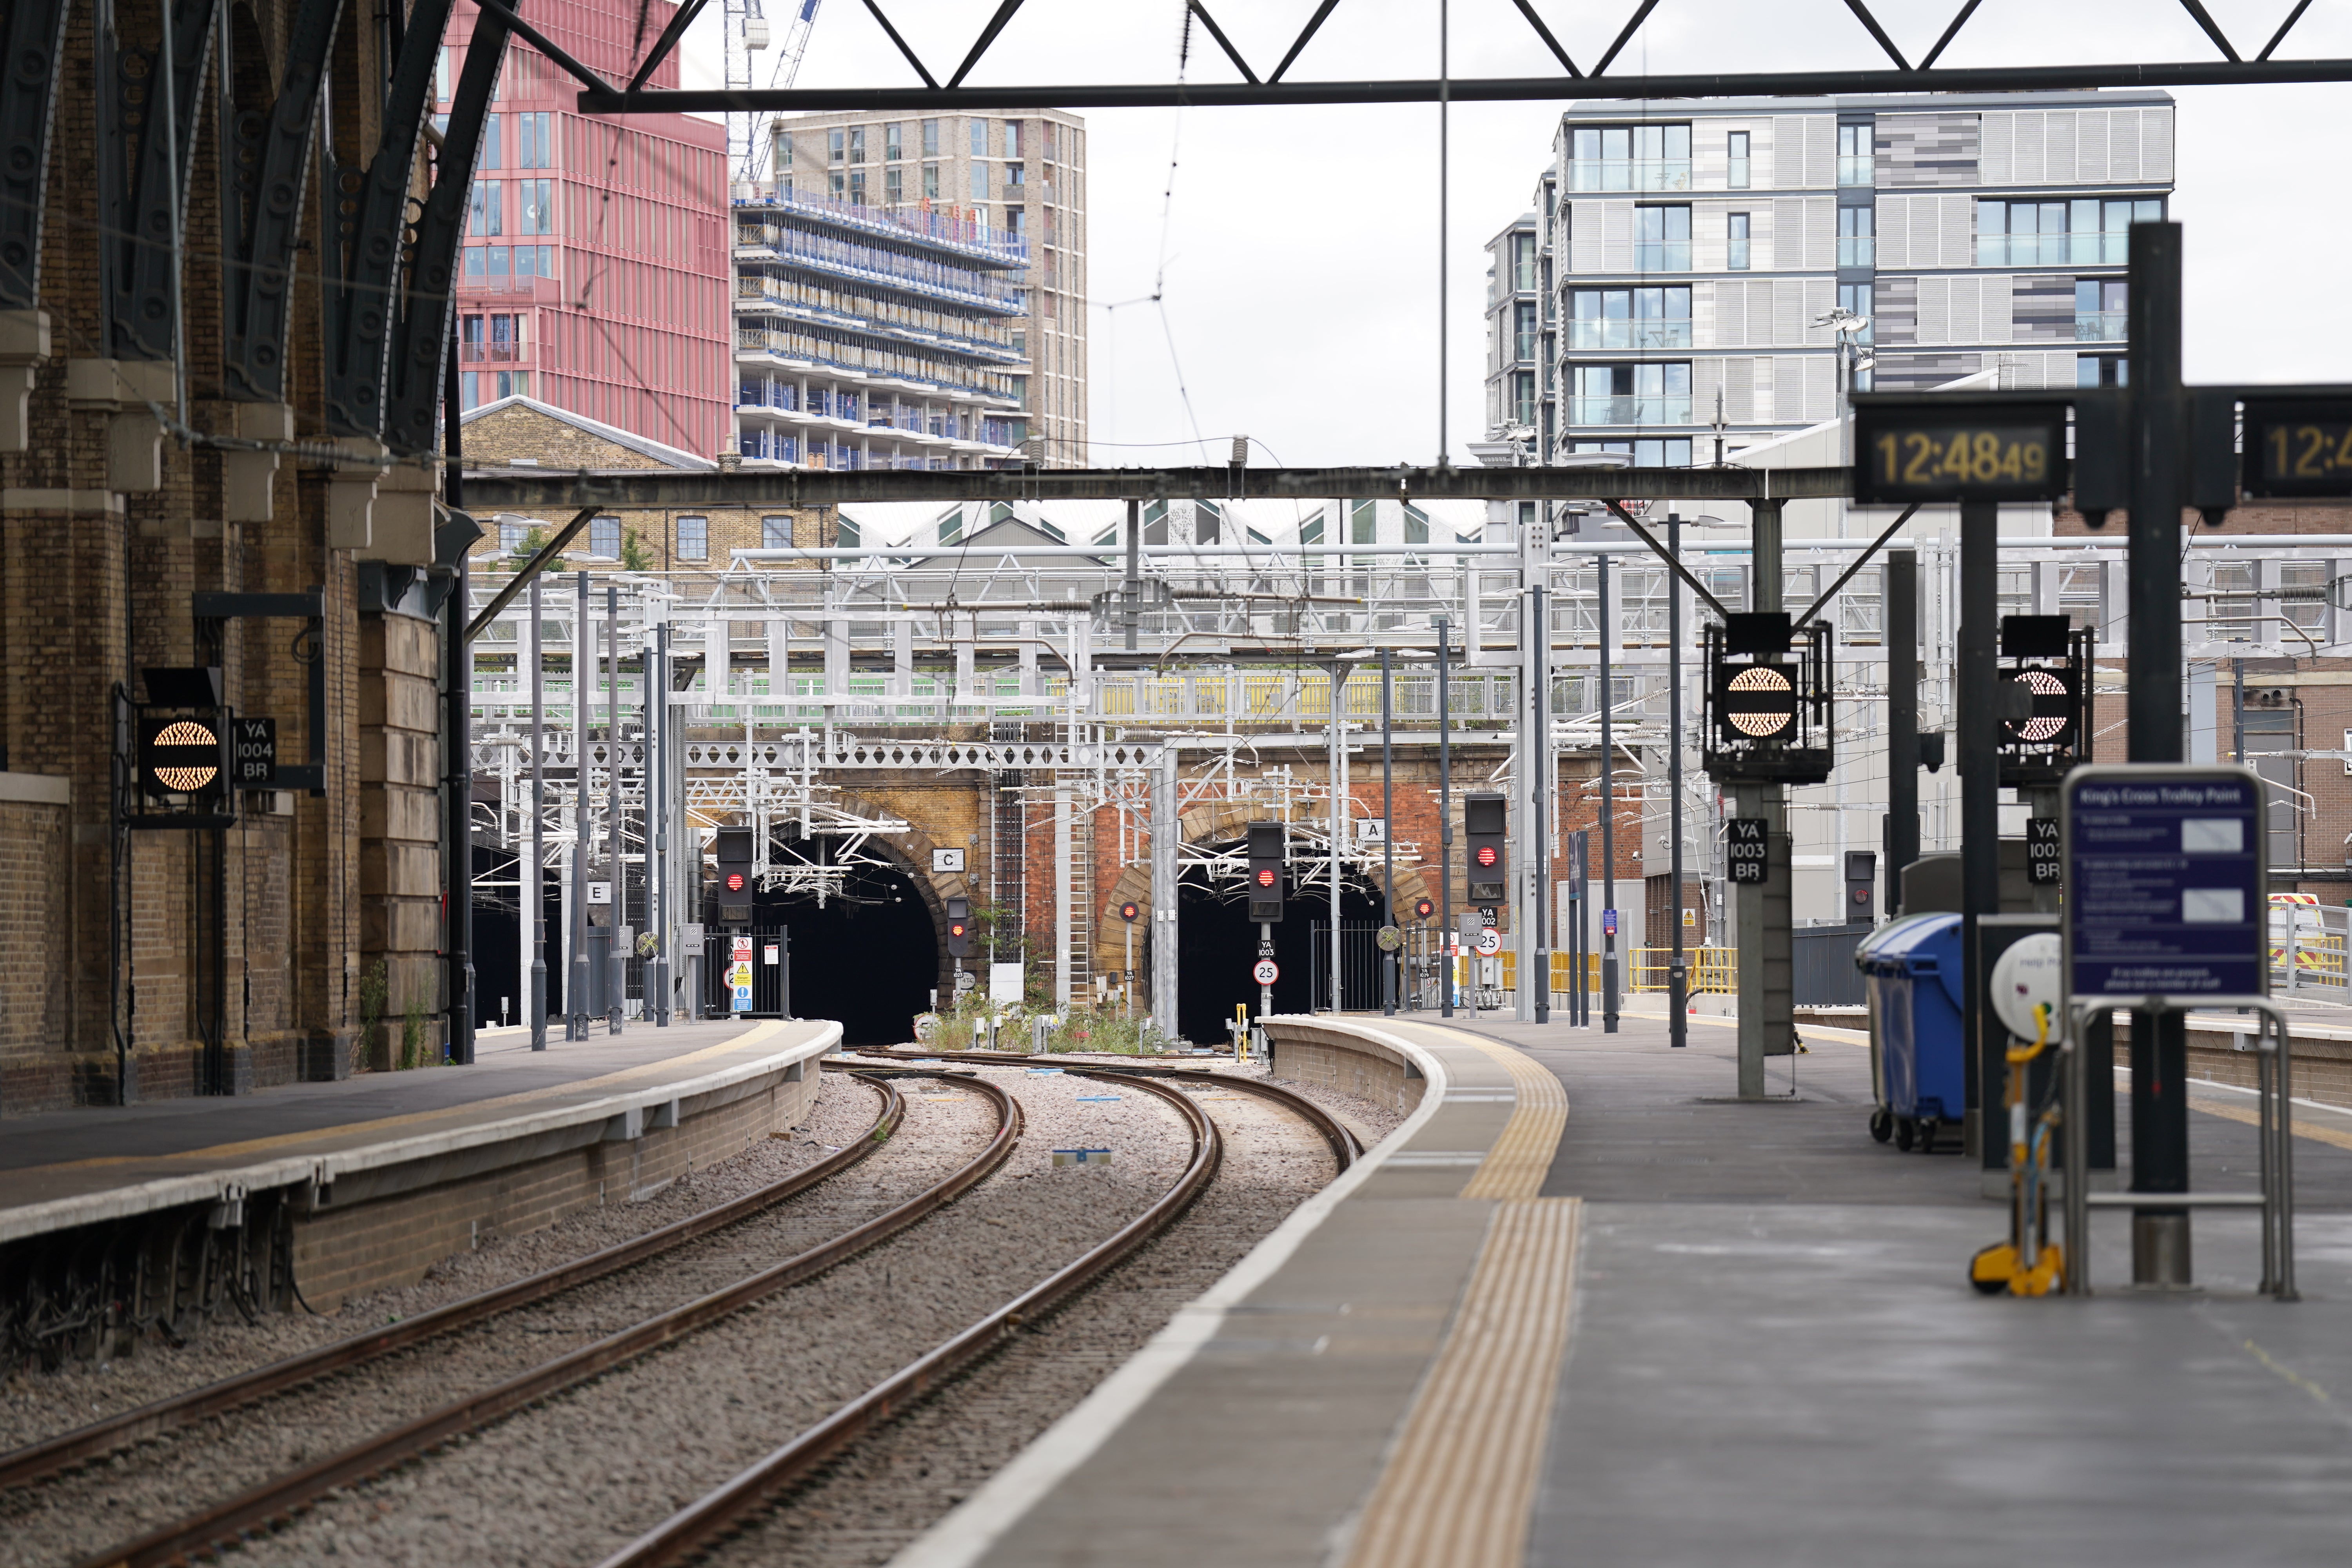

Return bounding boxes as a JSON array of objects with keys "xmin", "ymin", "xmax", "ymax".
[{"xmin": 292, "ymin": 1067, "xmax": 820, "ymax": 1310}]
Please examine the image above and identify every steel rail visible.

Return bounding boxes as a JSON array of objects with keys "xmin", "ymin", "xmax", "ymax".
[
  {"xmin": 852, "ymin": 1047, "xmax": 1363, "ymax": 1170},
  {"xmin": 592, "ymin": 1068, "xmax": 1223, "ymax": 1568},
  {"xmin": 0, "ymin": 1069, "xmax": 907, "ymax": 1492},
  {"xmin": 68, "ymin": 1071, "xmax": 1023, "ymax": 1568}
]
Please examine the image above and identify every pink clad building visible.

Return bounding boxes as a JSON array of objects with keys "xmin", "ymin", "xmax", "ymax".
[{"xmin": 441, "ymin": 0, "xmax": 730, "ymax": 459}]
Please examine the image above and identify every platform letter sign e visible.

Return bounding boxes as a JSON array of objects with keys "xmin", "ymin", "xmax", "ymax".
[{"xmin": 1728, "ymin": 817, "xmax": 1769, "ymax": 884}]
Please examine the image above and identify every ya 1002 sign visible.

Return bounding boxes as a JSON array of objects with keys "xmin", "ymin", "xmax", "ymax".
[{"xmin": 1852, "ymin": 399, "xmax": 2069, "ymax": 505}]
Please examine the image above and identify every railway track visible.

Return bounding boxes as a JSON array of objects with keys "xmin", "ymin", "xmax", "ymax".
[
  {"xmin": 592, "ymin": 1060, "xmax": 1353, "ymax": 1568},
  {"xmin": 31, "ymin": 1056, "xmax": 1354, "ymax": 1568},
  {"xmin": 0, "ymin": 1068, "xmax": 912, "ymax": 1497},
  {"xmin": 22, "ymin": 1067, "xmax": 1016, "ymax": 1568}
]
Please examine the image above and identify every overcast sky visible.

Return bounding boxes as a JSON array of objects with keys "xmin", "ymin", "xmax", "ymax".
[{"xmin": 672, "ymin": 0, "xmax": 2352, "ymax": 468}]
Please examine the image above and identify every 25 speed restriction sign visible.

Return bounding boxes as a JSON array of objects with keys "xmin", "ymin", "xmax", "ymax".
[
  {"xmin": 1475, "ymin": 927, "xmax": 1503, "ymax": 956},
  {"xmin": 1252, "ymin": 959, "xmax": 1279, "ymax": 985}
]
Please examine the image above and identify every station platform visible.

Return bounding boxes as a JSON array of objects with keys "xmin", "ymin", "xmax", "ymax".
[
  {"xmin": 895, "ymin": 1009, "xmax": 2352, "ymax": 1568},
  {"xmin": 0, "ymin": 1017, "xmax": 837, "ymax": 1312}
]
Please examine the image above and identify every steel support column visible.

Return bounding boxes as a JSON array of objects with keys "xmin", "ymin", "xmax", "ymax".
[{"xmin": 2127, "ymin": 221, "xmax": 2193, "ymax": 1285}]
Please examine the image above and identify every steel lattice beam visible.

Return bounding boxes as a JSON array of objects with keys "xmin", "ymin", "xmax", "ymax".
[
  {"xmin": 464, "ymin": 463, "xmax": 1851, "ymax": 510},
  {"xmin": 579, "ymin": 56, "xmax": 2352, "ymax": 114}
]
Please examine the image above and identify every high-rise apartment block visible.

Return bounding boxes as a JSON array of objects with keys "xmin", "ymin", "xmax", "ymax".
[
  {"xmin": 730, "ymin": 110, "xmax": 1087, "ymax": 470},
  {"xmin": 1486, "ymin": 92, "xmax": 2174, "ymax": 465},
  {"xmin": 443, "ymin": 0, "xmax": 733, "ymax": 458}
]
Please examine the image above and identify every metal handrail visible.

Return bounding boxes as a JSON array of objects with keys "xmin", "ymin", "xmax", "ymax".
[{"xmin": 2063, "ymin": 995, "xmax": 2296, "ymax": 1299}]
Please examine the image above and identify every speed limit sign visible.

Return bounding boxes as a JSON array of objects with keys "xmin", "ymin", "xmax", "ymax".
[
  {"xmin": 1475, "ymin": 927, "xmax": 1502, "ymax": 956},
  {"xmin": 1252, "ymin": 959, "xmax": 1279, "ymax": 985}
]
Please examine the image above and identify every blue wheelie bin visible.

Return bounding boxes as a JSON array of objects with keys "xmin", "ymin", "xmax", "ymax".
[{"xmin": 1854, "ymin": 913, "xmax": 1965, "ymax": 1153}]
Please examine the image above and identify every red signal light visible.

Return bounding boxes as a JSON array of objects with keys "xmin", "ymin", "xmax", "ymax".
[
  {"xmin": 726, "ymin": 872, "xmax": 746, "ymax": 892},
  {"xmin": 949, "ymin": 921, "xmax": 967, "ymax": 938},
  {"xmin": 1255, "ymin": 868, "xmax": 1276, "ymax": 887},
  {"xmin": 1475, "ymin": 846, "xmax": 1499, "ymax": 867}
]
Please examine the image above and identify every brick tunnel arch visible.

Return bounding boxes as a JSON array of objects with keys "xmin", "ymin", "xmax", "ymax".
[
  {"xmin": 1094, "ymin": 801, "xmax": 1435, "ymax": 1035},
  {"xmin": 754, "ymin": 793, "xmax": 962, "ymax": 1043}
]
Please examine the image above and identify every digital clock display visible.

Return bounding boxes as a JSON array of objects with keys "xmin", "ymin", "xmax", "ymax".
[
  {"xmin": 1852, "ymin": 404, "xmax": 2069, "ymax": 505},
  {"xmin": 2242, "ymin": 400, "xmax": 2352, "ymax": 499}
]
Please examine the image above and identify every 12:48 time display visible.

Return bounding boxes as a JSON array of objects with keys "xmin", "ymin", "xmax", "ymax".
[{"xmin": 1851, "ymin": 402, "xmax": 2070, "ymax": 505}]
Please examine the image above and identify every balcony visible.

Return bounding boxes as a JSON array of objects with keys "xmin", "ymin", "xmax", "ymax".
[
  {"xmin": 459, "ymin": 341, "xmax": 530, "ymax": 364},
  {"xmin": 2074, "ymin": 310, "xmax": 2127, "ymax": 341},
  {"xmin": 1978, "ymin": 232, "xmax": 2132, "ymax": 267},
  {"xmin": 1632, "ymin": 241, "xmax": 1691, "ymax": 272},
  {"xmin": 1568, "ymin": 319, "xmax": 1692, "ymax": 350},
  {"xmin": 1837, "ymin": 155, "xmax": 1875, "ymax": 187},
  {"xmin": 1837, "ymin": 236, "xmax": 1875, "ymax": 268},
  {"xmin": 1570, "ymin": 395, "xmax": 1691, "ymax": 426},
  {"xmin": 1568, "ymin": 159, "xmax": 1691, "ymax": 193},
  {"xmin": 1515, "ymin": 331, "xmax": 1541, "ymax": 361}
]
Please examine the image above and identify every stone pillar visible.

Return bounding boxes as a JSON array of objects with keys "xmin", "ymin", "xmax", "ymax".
[{"xmin": 358, "ymin": 608, "xmax": 444, "ymax": 1069}]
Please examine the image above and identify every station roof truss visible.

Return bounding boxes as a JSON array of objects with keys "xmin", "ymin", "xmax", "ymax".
[{"xmin": 565, "ymin": 0, "xmax": 2347, "ymax": 115}]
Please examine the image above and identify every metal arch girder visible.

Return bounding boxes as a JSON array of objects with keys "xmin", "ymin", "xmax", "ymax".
[
  {"xmin": 104, "ymin": 0, "xmax": 218, "ymax": 362},
  {"xmin": 0, "ymin": 0, "xmax": 71, "ymax": 309},
  {"xmin": 319, "ymin": 0, "xmax": 467, "ymax": 441},
  {"xmin": 381, "ymin": 1, "xmax": 504, "ymax": 456},
  {"xmin": 220, "ymin": 0, "xmax": 345, "ymax": 402}
]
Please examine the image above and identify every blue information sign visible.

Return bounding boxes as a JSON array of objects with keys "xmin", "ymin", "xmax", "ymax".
[
  {"xmin": 1602, "ymin": 908, "xmax": 1619, "ymax": 937},
  {"xmin": 2063, "ymin": 765, "xmax": 2268, "ymax": 1001}
]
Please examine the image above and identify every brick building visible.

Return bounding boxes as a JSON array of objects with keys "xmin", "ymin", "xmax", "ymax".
[{"xmin": 443, "ymin": 0, "xmax": 733, "ymax": 459}]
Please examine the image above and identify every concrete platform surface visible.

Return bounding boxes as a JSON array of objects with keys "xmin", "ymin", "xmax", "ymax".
[
  {"xmin": 0, "ymin": 1018, "xmax": 838, "ymax": 1242},
  {"xmin": 887, "ymin": 1008, "xmax": 2352, "ymax": 1568}
]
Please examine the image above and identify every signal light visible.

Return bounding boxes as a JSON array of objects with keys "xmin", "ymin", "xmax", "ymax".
[
  {"xmin": 1464, "ymin": 793, "xmax": 1507, "ymax": 904},
  {"xmin": 1246, "ymin": 821, "xmax": 1285, "ymax": 922},
  {"xmin": 946, "ymin": 896, "xmax": 972, "ymax": 959},
  {"xmin": 714, "ymin": 827, "xmax": 755, "ymax": 925},
  {"xmin": 1415, "ymin": 898, "xmax": 1434, "ymax": 920}
]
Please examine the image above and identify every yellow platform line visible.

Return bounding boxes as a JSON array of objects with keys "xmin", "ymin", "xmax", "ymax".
[
  {"xmin": 1393, "ymin": 1023, "xmax": 1571, "ymax": 1201},
  {"xmin": 1340, "ymin": 1197, "xmax": 1583, "ymax": 1568},
  {"xmin": 25, "ymin": 1022, "xmax": 785, "ymax": 1173}
]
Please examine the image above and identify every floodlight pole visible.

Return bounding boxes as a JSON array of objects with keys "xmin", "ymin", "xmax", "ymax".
[{"xmin": 1329, "ymin": 659, "xmax": 1351, "ymax": 1013}]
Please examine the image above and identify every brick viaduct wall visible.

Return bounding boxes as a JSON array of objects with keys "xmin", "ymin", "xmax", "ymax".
[{"xmin": 292, "ymin": 1066, "xmax": 822, "ymax": 1310}]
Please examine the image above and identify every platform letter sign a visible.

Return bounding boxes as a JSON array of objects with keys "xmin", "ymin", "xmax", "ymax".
[
  {"xmin": 2062, "ymin": 766, "xmax": 2268, "ymax": 1003},
  {"xmin": 1728, "ymin": 817, "xmax": 1769, "ymax": 884},
  {"xmin": 2026, "ymin": 817, "xmax": 2062, "ymax": 885}
]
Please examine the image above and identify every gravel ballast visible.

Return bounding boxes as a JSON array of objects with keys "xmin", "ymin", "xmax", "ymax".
[
  {"xmin": 15, "ymin": 1050, "xmax": 1403, "ymax": 1568},
  {"xmin": 2, "ymin": 1074, "xmax": 1009, "ymax": 1568},
  {"xmin": 697, "ymin": 1067, "xmax": 1345, "ymax": 1568},
  {"xmin": 0, "ymin": 1078, "xmax": 886, "ymax": 1455},
  {"xmin": 217, "ymin": 1064, "xmax": 1200, "ymax": 1568}
]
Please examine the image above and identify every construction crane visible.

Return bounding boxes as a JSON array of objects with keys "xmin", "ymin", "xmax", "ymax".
[{"xmin": 724, "ymin": 0, "xmax": 822, "ymax": 184}]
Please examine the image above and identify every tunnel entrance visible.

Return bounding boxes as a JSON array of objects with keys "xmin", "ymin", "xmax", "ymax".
[
  {"xmin": 743, "ymin": 835, "xmax": 940, "ymax": 1046},
  {"xmin": 1175, "ymin": 846, "xmax": 1385, "ymax": 1045}
]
